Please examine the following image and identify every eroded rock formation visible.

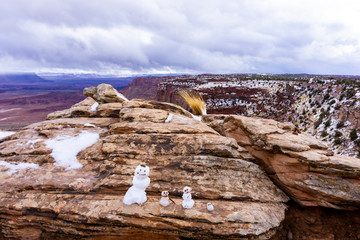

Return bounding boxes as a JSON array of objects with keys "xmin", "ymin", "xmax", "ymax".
[
  {"xmin": 0, "ymin": 85, "xmax": 288, "ymax": 239},
  {"xmin": 204, "ymin": 115, "xmax": 360, "ymax": 210},
  {"xmin": 1, "ymin": 84, "xmax": 359, "ymax": 239}
]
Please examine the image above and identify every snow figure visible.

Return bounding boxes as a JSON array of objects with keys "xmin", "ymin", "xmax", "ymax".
[
  {"xmin": 123, "ymin": 163, "xmax": 150, "ymax": 205},
  {"xmin": 182, "ymin": 186, "xmax": 195, "ymax": 209},
  {"xmin": 159, "ymin": 191, "xmax": 170, "ymax": 207},
  {"xmin": 207, "ymin": 202, "xmax": 214, "ymax": 211}
]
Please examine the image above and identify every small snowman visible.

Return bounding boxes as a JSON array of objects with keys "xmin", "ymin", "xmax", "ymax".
[
  {"xmin": 207, "ymin": 202, "xmax": 214, "ymax": 211},
  {"xmin": 159, "ymin": 191, "xmax": 170, "ymax": 207},
  {"xmin": 123, "ymin": 163, "xmax": 150, "ymax": 205},
  {"xmin": 182, "ymin": 186, "xmax": 195, "ymax": 209}
]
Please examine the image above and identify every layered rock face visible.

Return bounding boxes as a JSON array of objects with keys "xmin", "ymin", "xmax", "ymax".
[
  {"xmin": 204, "ymin": 115, "xmax": 360, "ymax": 210},
  {"xmin": 120, "ymin": 76, "xmax": 168, "ymax": 100},
  {"xmin": 0, "ymin": 85, "xmax": 288, "ymax": 239}
]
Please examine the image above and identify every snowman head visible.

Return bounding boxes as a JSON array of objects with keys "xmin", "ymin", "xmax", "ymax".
[
  {"xmin": 161, "ymin": 191, "xmax": 169, "ymax": 197},
  {"xmin": 183, "ymin": 186, "xmax": 192, "ymax": 194},
  {"xmin": 134, "ymin": 163, "xmax": 149, "ymax": 178}
]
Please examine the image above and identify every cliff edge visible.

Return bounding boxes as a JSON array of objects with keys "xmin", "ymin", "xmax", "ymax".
[{"xmin": 0, "ymin": 84, "xmax": 359, "ymax": 239}]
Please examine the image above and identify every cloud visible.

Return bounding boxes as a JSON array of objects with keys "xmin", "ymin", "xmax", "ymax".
[{"xmin": 0, "ymin": 0, "xmax": 360, "ymax": 74}]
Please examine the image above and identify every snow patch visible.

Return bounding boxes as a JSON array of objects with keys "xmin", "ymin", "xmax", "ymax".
[
  {"xmin": 84, "ymin": 123, "xmax": 96, "ymax": 128},
  {"xmin": 116, "ymin": 92, "xmax": 129, "ymax": 101},
  {"xmin": 0, "ymin": 131, "xmax": 16, "ymax": 140},
  {"xmin": 165, "ymin": 113, "xmax": 173, "ymax": 123},
  {"xmin": 201, "ymin": 106, "xmax": 207, "ymax": 115},
  {"xmin": 45, "ymin": 131, "xmax": 99, "ymax": 170},
  {"xmin": 90, "ymin": 102, "xmax": 99, "ymax": 112},
  {"xmin": 0, "ymin": 161, "xmax": 40, "ymax": 175},
  {"xmin": 0, "ymin": 108, "xmax": 22, "ymax": 113},
  {"xmin": 191, "ymin": 114, "xmax": 202, "ymax": 121},
  {"xmin": 27, "ymin": 139, "xmax": 42, "ymax": 148},
  {"xmin": 0, "ymin": 117, "xmax": 14, "ymax": 121}
]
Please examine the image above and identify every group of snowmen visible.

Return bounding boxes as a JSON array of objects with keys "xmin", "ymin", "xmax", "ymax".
[{"xmin": 123, "ymin": 164, "xmax": 214, "ymax": 211}]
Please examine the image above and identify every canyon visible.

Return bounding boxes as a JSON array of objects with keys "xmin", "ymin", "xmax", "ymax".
[{"xmin": 121, "ymin": 74, "xmax": 360, "ymax": 158}]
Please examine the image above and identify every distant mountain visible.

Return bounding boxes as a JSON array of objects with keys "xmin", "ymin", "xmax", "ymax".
[
  {"xmin": 119, "ymin": 76, "xmax": 173, "ymax": 100},
  {"xmin": 0, "ymin": 73, "xmax": 52, "ymax": 83},
  {"xmin": 39, "ymin": 73, "xmax": 134, "ymax": 82}
]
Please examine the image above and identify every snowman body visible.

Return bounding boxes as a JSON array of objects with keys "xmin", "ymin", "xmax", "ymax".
[
  {"xmin": 160, "ymin": 191, "xmax": 170, "ymax": 207},
  {"xmin": 123, "ymin": 164, "xmax": 150, "ymax": 205},
  {"xmin": 182, "ymin": 186, "xmax": 195, "ymax": 209}
]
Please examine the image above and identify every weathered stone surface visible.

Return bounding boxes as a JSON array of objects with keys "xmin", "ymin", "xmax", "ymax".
[
  {"xmin": 123, "ymin": 99, "xmax": 193, "ymax": 118},
  {"xmin": 205, "ymin": 115, "xmax": 360, "ymax": 210},
  {"xmin": 96, "ymin": 102, "xmax": 124, "ymax": 117},
  {"xmin": 46, "ymin": 97, "xmax": 96, "ymax": 120},
  {"xmin": 83, "ymin": 83, "xmax": 128, "ymax": 103},
  {"xmin": 0, "ymin": 99, "xmax": 288, "ymax": 239},
  {"xmin": 272, "ymin": 202, "xmax": 360, "ymax": 240},
  {"xmin": 120, "ymin": 107, "xmax": 169, "ymax": 122},
  {"xmin": 110, "ymin": 121, "xmax": 219, "ymax": 135}
]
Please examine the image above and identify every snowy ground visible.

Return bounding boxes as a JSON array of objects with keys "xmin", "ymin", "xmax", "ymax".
[{"xmin": 0, "ymin": 131, "xmax": 16, "ymax": 140}]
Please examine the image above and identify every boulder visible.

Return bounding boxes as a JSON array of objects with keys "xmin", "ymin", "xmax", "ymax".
[
  {"xmin": 204, "ymin": 115, "xmax": 360, "ymax": 210},
  {"xmin": 46, "ymin": 97, "xmax": 97, "ymax": 120},
  {"xmin": 0, "ymin": 99, "xmax": 288, "ymax": 239},
  {"xmin": 83, "ymin": 83, "xmax": 128, "ymax": 103}
]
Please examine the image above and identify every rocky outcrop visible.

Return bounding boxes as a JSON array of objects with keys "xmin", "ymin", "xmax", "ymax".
[
  {"xmin": 0, "ymin": 93, "xmax": 289, "ymax": 239},
  {"xmin": 152, "ymin": 74, "xmax": 360, "ymax": 157},
  {"xmin": 83, "ymin": 83, "xmax": 128, "ymax": 103},
  {"xmin": 204, "ymin": 115, "xmax": 360, "ymax": 210}
]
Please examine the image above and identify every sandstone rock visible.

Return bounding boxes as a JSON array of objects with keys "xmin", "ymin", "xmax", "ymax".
[
  {"xmin": 96, "ymin": 102, "xmax": 123, "ymax": 117},
  {"xmin": 109, "ymin": 121, "xmax": 219, "ymax": 135},
  {"xmin": 0, "ymin": 98, "xmax": 288, "ymax": 239},
  {"xmin": 122, "ymin": 99, "xmax": 193, "ymax": 118},
  {"xmin": 84, "ymin": 83, "xmax": 128, "ymax": 103},
  {"xmin": 120, "ymin": 108, "xmax": 169, "ymax": 122},
  {"xmin": 205, "ymin": 115, "xmax": 360, "ymax": 210},
  {"xmin": 46, "ymin": 97, "xmax": 96, "ymax": 120}
]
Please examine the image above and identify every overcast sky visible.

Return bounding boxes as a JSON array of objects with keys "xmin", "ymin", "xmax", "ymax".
[{"xmin": 0, "ymin": 0, "xmax": 360, "ymax": 75}]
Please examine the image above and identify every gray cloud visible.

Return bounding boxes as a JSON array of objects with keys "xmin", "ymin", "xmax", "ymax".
[{"xmin": 0, "ymin": 0, "xmax": 360, "ymax": 75}]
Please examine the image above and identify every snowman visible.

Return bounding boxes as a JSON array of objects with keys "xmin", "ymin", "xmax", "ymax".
[
  {"xmin": 182, "ymin": 186, "xmax": 195, "ymax": 209},
  {"xmin": 207, "ymin": 202, "xmax": 214, "ymax": 211},
  {"xmin": 159, "ymin": 191, "xmax": 170, "ymax": 207},
  {"xmin": 123, "ymin": 163, "xmax": 150, "ymax": 205}
]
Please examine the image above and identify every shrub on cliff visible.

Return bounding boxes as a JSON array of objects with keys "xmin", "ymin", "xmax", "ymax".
[
  {"xmin": 324, "ymin": 119, "xmax": 331, "ymax": 128},
  {"xmin": 350, "ymin": 129, "xmax": 358, "ymax": 141},
  {"xmin": 321, "ymin": 131, "xmax": 328, "ymax": 138},
  {"xmin": 334, "ymin": 137, "xmax": 343, "ymax": 145},
  {"xmin": 334, "ymin": 130, "xmax": 343, "ymax": 138},
  {"xmin": 336, "ymin": 121, "xmax": 344, "ymax": 129},
  {"xmin": 179, "ymin": 90, "xmax": 206, "ymax": 116}
]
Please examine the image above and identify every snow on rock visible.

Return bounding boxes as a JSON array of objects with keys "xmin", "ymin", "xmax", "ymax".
[
  {"xmin": 201, "ymin": 106, "xmax": 207, "ymax": 115},
  {"xmin": 45, "ymin": 131, "xmax": 99, "ymax": 170},
  {"xmin": 84, "ymin": 123, "xmax": 96, "ymax": 128},
  {"xmin": 164, "ymin": 113, "xmax": 173, "ymax": 123},
  {"xmin": 90, "ymin": 102, "xmax": 99, "ymax": 112},
  {"xmin": 0, "ymin": 131, "xmax": 16, "ymax": 141},
  {"xmin": 191, "ymin": 114, "xmax": 202, "ymax": 121},
  {"xmin": 27, "ymin": 139, "xmax": 43, "ymax": 148},
  {"xmin": 116, "ymin": 92, "xmax": 129, "ymax": 102},
  {"xmin": 0, "ymin": 161, "xmax": 40, "ymax": 175}
]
